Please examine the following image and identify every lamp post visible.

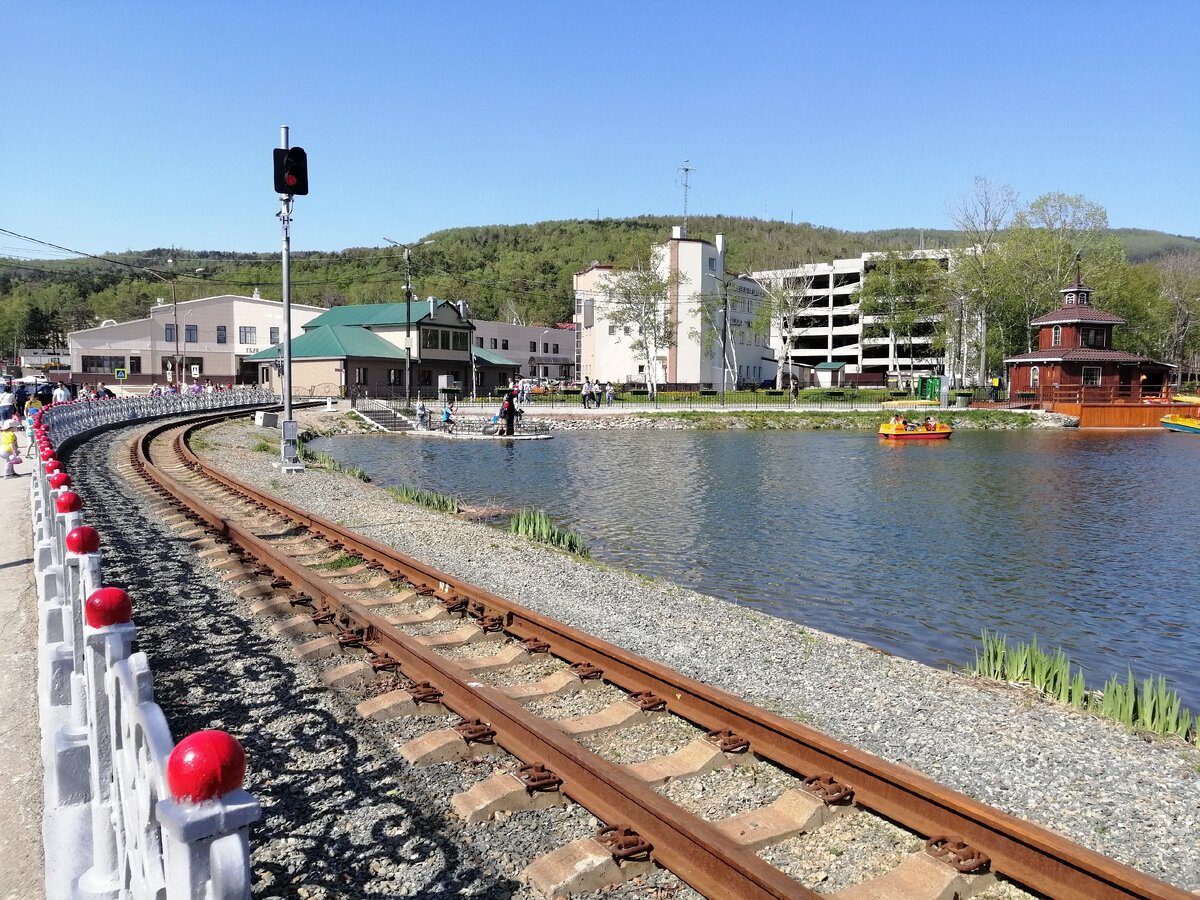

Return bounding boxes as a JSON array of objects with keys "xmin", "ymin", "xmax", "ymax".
[{"xmin": 384, "ymin": 238, "xmax": 434, "ymax": 405}]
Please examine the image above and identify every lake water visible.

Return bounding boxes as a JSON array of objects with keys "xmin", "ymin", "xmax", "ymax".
[{"xmin": 312, "ymin": 427, "xmax": 1200, "ymax": 709}]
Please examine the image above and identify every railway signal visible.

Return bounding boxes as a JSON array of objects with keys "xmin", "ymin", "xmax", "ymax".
[{"xmin": 273, "ymin": 146, "xmax": 308, "ymax": 195}]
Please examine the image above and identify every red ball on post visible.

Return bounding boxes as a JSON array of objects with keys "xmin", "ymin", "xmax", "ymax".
[
  {"xmin": 167, "ymin": 731, "xmax": 247, "ymax": 803},
  {"xmin": 65, "ymin": 525, "xmax": 100, "ymax": 554},
  {"xmin": 85, "ymin": 587, "xmax": 132, "ymax": 627},
  {"xmin": 55, "ymin": 492, "xmax": 82, "ymax": 513},
  {"xmin": 48, "ymin": 472, "xmax": 72, "ymax": 489}
]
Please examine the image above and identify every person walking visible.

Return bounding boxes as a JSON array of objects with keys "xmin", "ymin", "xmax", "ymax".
[
  {"xmin": 52, "ymin": 381, "xmax": 71, "ymax": 403},
  {"xmin": 0, "ymin": 382, "xmax": 14, "ymax": 422},
  {"xmin": 605, "ymin": 383, "xmax": 614, "ymax": 407},
  {"xmin": 591, "ymin": 381, "xmax": 602, "ymax": 409},
  {"xmin": 0, "ymin": 419, "xmax": 20, "ymax": 477},
  {"xmin": 581, "ymin": 378, "xmax": 593, "ymax": 409}
]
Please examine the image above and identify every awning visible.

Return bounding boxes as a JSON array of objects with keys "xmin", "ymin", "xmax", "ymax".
[{"xmin": 529, "ymin": 355, "xmax": 573, "ymax": 365}]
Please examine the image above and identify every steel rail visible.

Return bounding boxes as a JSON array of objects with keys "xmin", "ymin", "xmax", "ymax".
[
  {"xmin": 141, "ymin": 414, "xmax": 1190, "ymax": 900},
  {"xmin": 136, "ymin": 420, "xmax": 816, "ymax": 899}
]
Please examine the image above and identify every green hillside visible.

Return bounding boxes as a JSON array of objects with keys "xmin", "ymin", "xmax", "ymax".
[{"xmin": 0, "ymin": 218, "xmax": 1196, "ymax": 354}]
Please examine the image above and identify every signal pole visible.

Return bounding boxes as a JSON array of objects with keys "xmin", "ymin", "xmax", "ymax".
[{"xmin": 276, "ymin": 125, "xmax": 301, "ymax": 471}]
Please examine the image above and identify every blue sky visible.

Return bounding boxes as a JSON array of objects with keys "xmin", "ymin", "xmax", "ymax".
[{"xmin": 3, "ymin": 1, "xmax": 1197, "ymax": 258}]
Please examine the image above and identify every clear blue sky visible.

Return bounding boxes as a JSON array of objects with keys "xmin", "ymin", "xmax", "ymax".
[{"xmin": 4, "ymin": 1, "xmax": 1197, "ymax": 259}]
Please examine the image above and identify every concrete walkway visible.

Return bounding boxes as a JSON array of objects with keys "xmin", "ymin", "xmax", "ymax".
[{"xmin": 0, "ymin": 459, "xmax": 44, "ymax": 898}]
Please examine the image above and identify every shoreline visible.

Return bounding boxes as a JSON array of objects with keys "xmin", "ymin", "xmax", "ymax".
[{"xmin": 200, "ymin": 413, "xmax": 1199, "ymax": 891}]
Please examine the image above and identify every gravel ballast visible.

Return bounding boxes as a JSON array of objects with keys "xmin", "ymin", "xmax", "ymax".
[{"xmin": 67, "ymin": 413, "xmax": 1200, "ymax": 896}]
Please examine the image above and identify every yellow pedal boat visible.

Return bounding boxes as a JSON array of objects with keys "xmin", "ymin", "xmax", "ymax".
[{"xmin": 879, "ymin": 421, "xmax": 953, "ymax": 440}]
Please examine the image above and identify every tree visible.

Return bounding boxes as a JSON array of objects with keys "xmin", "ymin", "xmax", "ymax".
[
  {"xmin": 984, "ymin": 192, "xmax": 1128, "ymax": 358},
  {"xmin": 857, "ymin": 252, "xmax": 952, "ymax": 385},
  {"xmin": 750, "ymin": 269, "xmax": 817, "ymax": 389},
  {"xmin": 599, "ymin": 261, "xmax": 684, "ymax": 397},
  {"xmin": 1153, "ymin": 251, "xmax": 1200, "ymax": 384},
  {"xmin": 949, "ymin": 177, "xmax": 1019, "ymax": 384}
]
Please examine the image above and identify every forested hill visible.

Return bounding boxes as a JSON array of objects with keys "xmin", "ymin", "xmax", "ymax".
[{"xmin": 1, "ymin": 217, "xmax": 1196, "ymax": 347}]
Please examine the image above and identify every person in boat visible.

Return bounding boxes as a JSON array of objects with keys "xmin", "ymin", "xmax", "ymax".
[
  {"xmin": 890, "ymin": 414, "xmax": 902, "ymax": 425},
  {"xmin": 924, "ymin": 416, "xmax": 937, "ymax": 431}
]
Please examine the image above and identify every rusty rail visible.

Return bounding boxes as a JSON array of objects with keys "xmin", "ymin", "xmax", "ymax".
[{"xmin": 133, "ymin": 413, "xmax": 1191, "ymax": 900}]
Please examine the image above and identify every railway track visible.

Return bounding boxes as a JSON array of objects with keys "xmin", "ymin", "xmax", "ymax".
[{"xmin": 117, "ymin": 410, "xmax": 1191, "ymax": 899}]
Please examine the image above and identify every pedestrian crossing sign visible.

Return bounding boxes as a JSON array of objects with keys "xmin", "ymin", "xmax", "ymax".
[{"xmin": 114, "ymin": 368, "xmax": 127, "ymax": 380}]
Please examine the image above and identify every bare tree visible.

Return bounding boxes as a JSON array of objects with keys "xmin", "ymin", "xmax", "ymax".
[
  {"xmin": 750, "ymin": 270, "xmax": 817, "ymax": 389},
  {"xmin": 949, "ymin": 177, "xmax": 1019, "ymax": 384},
  {"xmin": 1155, "ymin": 250, "xmax": 1200, "ymax": 385},
  {"xmin": 600, "ymin": 262, "xmax": 684, "ymax": 398}
]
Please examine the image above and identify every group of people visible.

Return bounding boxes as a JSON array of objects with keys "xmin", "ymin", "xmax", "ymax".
[
  {"xmin": 580, "ymin": 378, "xmax": 614, "ymax": 409},
  {"xmin": 0, "ymin": 378, "xmax": 45, "ymax": 478},
  {"xmin": 889, "ymin": 413, "xmax": 940, "ymax": 432}
]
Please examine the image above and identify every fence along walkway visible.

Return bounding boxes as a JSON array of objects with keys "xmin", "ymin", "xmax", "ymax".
[{"xmin": 33, "ymin": 391, "xmax": 267, "ymax": 898}]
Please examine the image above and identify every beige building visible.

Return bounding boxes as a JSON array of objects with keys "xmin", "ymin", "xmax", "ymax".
[
  {"xmin": 68, "ymin": 293, "xmax": 326, "ymax": 387},
  {"xmin": 573, "ymin": 228, "xmax": 777, "ymax": 389}
]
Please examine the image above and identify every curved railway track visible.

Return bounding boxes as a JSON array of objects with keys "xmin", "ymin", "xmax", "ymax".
[{"xmin": 122, "ymin": 410, "xmax": 1190, "ymax": 900}]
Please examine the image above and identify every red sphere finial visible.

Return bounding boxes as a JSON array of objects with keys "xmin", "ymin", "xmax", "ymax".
[
  {"xmin": 45, "ymin": 460, "xmax": 63, "ymax": 474},
  {"xmin": 167, "ymin": 731, "xmax": 247, "ymax": 802},
  {"xmin": 85, "ymin": 587, "xmax": 132, "ymax": 627},
  {"xmin": 48, "ymin": 472, "xmax": 72, "ymax": 489},
  {"xmin": 41, "ymin": 450, "xmax": 56, "ymax": 463},
  {"xmin": 55, "ymin": 492, "xmax": 83, "ymax": 513},
  {"xmin": 66, "ymin": 526, "xmax": 100, "ymax": 554}
]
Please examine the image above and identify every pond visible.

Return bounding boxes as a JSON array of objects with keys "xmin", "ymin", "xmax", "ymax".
[{"xmin": 311, "ymin": 427, "xmax": 1200, "ymax": 709}]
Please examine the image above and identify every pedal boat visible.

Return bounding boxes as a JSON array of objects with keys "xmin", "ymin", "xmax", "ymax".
[
  {"xmin": 879, "ymin": 421, "xmax": 953, "ymax": 440},
  {"xmin": 1161, "ymin": 414, "xmax": 1200, "ymax": 434}
]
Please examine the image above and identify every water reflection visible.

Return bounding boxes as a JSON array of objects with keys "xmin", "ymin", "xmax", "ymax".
[{"xmin": 315, "ymin": 428, "xmax": 1200, "ymax": 709}]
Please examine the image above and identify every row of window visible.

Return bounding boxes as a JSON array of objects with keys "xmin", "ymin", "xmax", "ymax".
[
  {"xmin": 1050, "ymin": 325, "xmax": 1108, "ymax": 349},
  {"xmin": 421, "ymin": 328, "xmax": 470, "ymax": 351},
  {"xmin": 1027, "ymin": 366, "xmax": 1103, "ymax": 388},
  {"xmin": 163, "ymin": 325, "xmax": 279, "ymax": 345},
  {"xmin": 475, "ymin": 337, "xmax": 563, "ymax": 354},
  {"xmin": 82, "ymin": 355, "xmax": 204, "ymax": 376}
]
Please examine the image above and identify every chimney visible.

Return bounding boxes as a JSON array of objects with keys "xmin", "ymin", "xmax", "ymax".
[
  {"xmin": 672, "ymin": 225, "xmax": 686, "ymax": 240},
  {"xmin": 428, "ymin": 297, "xmax": 436, "ymax": 317},
  {"xmin": 456, "ymin": 300, "xmax": 469, "ymax": 320},
  {"xmin": 715, "ymin": 233, "xmax": 726, "ymax": 277}
]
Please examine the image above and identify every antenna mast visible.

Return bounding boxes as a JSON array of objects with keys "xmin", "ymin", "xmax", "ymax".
[{"xmin": 679, "ymin": 159, "xmax": 694, "ymax": 235}]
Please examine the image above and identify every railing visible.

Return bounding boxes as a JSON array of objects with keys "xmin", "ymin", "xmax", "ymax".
[
  {"xmin": 354, "ymin": 396, "xmax": 551, "ymax": 436},
  {"xmin": 30, "ymin": 396, "xmax": 263, "ymax": 898}
]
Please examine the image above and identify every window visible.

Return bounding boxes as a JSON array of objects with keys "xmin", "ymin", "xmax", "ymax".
[
  {"xmin": 1051, "ymin": 325, "xmax": 1061, "ymax": 347},
  {"xmin": 387, "ymin": 368, "xmax": 402, "ymax": 385},
  {"xmin": 708, "ymin": 257, "xmax": 716, "ymax": 271},
  {"xmin": 270, "ymin": 327, "xmax": 280, "ymax": 344},
  {"xmin": 419, "ymin": 370, "xmax": 432, "ymax": 386},
  {"xmin": 501, "ymin": 339, "xmax": 509, "ymax": 350},
  {"xmin": 185, "ymin": 357, "xmax": 203, "ymax": 376},
  {"xmin": 552, "ymin": 343, "xmax": 559, "ymax": 354},
  {"xmin": 452, "ymin": 331, "xmax": 468, "ymax": 351},
  {"xmin": 1082, "ymin": 367, "xmax": 1102, "ymax": 387},
  {"xmin": 475, "ymin": 337, "xmax": 483, "ymax": 347},
  {"xmin": 354, "ymin": 367, "xmax": 367, "ymax": 385},
  {"xmin": 239, "ymin": 326, "xmax": 256, "ymax": 344},
  {"xmin": 490, "ymin": 338, "xmax": 498, "ymax": 349},
  {"xmin": 128, "ymin": 356, "xmax": 142, "ymax": 374},
  {"xmin": 422, "ymin": 328, "xmax": 439, "ymax": 349},
  {"xmin": 530, "ymin": 341, "xmax": 537, "ymax": 352},
  {"xmin": 609, "ymin": 325, "xmax": 617, "ymax": 335},
  {"xmin": 1081, "ymin": 327, "xmax": 1106, "ymax": 349},
  {"xmin": 439, "ymin": 330, "xmax": 450, "ymax": 350},
  {"xmin": 185, "ymin": 324, "xmax": 198, "ymax": 343},
  {"xmin": 216, "ymin": 326, "xmax": 227, "ymax": 344},
  {"xmin": 1030, "ymin": 366, "xmax": 1040, "ymax": 388},
  {"xmin": 82, "ymin": 355, "xmax": 126, "ymax": 374},
  {"xmin": 165, "ymin": 324, "xmax": 176, "ymax": 343}
]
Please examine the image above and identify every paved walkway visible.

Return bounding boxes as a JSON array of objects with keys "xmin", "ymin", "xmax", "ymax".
[{"xmin": 0, "ymin": 458, "xmax": 44, "ymax": 898}]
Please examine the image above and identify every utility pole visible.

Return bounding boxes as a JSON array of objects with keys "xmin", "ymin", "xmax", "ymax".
[
  {"xmin": 384, "ymin": 238, "xmax": 435, "ymax": 406},
  {"xmin": 274, "ymin": 124, "xmax": 308, "ymax": 472}
]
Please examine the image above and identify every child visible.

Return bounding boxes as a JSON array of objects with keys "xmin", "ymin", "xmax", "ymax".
[{"xmin": 0, "ymin": 420, "xmax": 20, "ymax": 477}]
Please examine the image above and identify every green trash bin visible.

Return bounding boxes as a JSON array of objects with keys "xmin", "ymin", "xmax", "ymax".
[{"xmin": 955, "ymin": 393, "xmax": 971, "ymax": 408}]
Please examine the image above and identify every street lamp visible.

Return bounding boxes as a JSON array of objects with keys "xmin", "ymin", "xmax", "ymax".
[{"xmin": 384, "ymin": 238, "xmax": 434, "ymax": 404}]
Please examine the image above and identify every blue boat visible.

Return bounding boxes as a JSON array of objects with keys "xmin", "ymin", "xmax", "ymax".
[{"xmin": 1161, "ymin": 413, "xmax": 1200, "ymax": 434}]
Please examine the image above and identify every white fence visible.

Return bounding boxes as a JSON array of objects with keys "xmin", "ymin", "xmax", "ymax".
[{"xmin": 31, "ymin": 392, "xmax": 264, "ymax": 898}]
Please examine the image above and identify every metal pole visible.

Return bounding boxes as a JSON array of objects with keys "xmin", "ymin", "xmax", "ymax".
[
  {"xmin": 720, "ymin": 277, "xmax": 729, "ymax": 405},
  {"xmin": 955, "ymin": 294, "xmax": 965, "ymax": 389},
  {"xmin": 404, "ymin": 246, "xmax": 413, "ymax": 405},
  {"xmin": 280, "ymin": 124, "xmax": 293, "ymax": 423},
  {"xmin": 172, "ymin": 279, "xmax": 181, "ymax": 386}
]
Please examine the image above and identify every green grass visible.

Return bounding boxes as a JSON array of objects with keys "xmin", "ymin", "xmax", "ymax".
[
  {"xmin": 312, "ymin": 553, "xmax": 364, "ymax": 571},
  {"xmin": 509, "ymin": 507, "xmax": 588, "ymax": 556},
  {"xmin": 972, "ymin": 630, "xmax": 1197, "ymax": 744},
  {"xmin": 386, "ymin": 484, "xmax": 462, "ymax": 513},
  {"xmin": 251, "ymin": 437, "xmax": 275, "ymax": 452},
  {"xmin": 294, "ymin": 437, "xmax": 370, "ymax": 481},
  {"xmin": 634, "ymin": 409, "xmax": 1038, "ymax": 431}
]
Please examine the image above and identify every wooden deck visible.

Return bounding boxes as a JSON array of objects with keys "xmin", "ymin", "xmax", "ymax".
[{"xmin": 1043, "ymin": 401, "xmax": 1191, "ymax": 428}]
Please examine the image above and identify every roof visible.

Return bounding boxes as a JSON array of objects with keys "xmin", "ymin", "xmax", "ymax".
[
  {"xmin": 304, "ymin": 300, "xmax": 453, "ymax": 329},
  {"xmin": 1004, "ymin": 348, "xmax": 1156, "ymax": 365},
  {"xmin": 472, "ymin": 346, "xmax": 518, "ymax": 367},
  {"xmin": 1030, "ymin": 306, "xmax": 1126, "ymax": 326},
  {"xmin": 244, "ymin": 325, "xmax": 408, "ymax": 361},
  {"xmin": 815, "ymin": 361, "xmax": 846, "ymax": 370}
]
